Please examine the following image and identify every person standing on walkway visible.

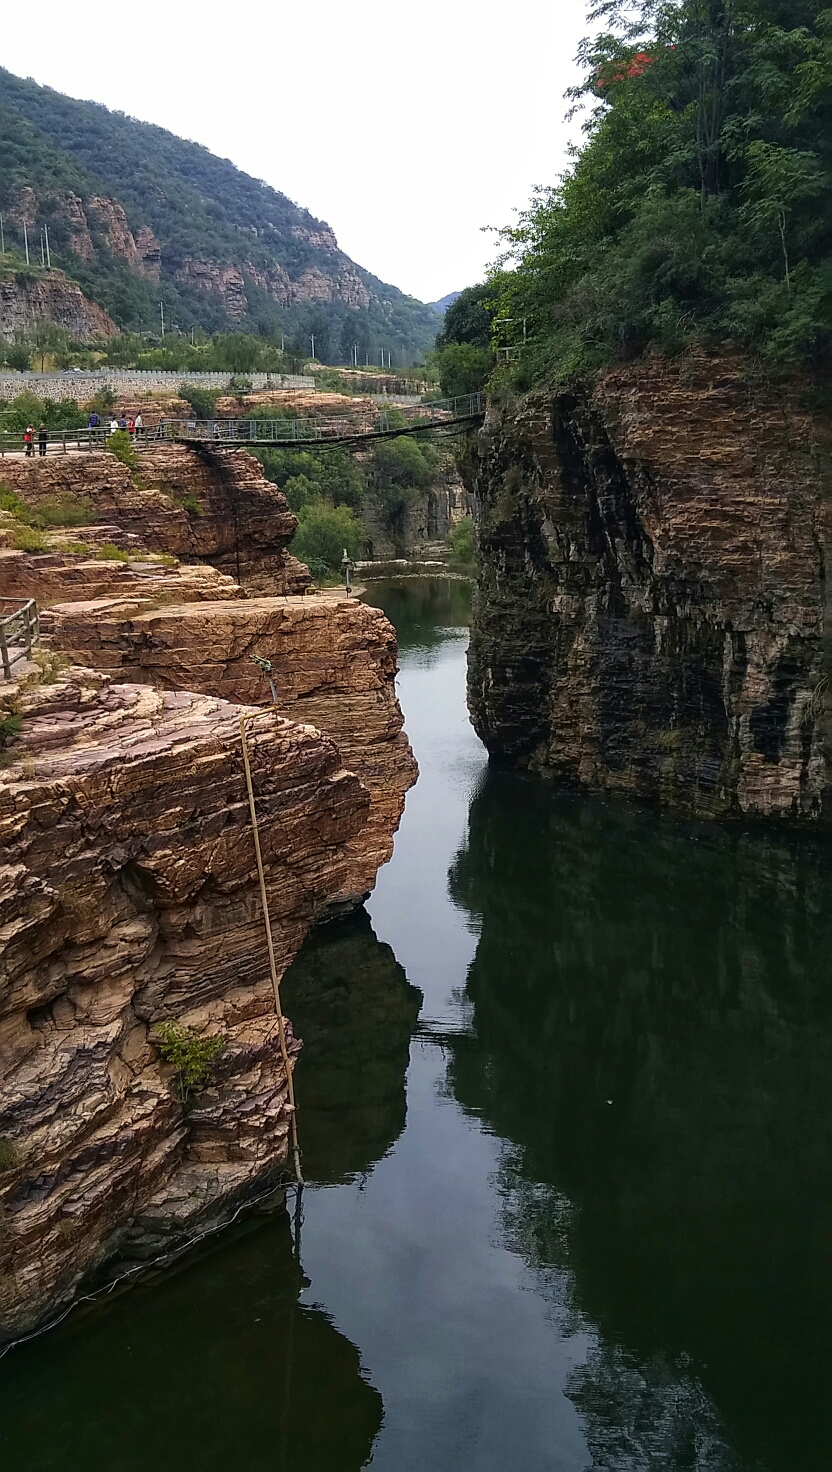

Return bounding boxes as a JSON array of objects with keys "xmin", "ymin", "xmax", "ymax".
[
  {"xmin": 109, "ymin": 417, "xmax": 119, "ymax": 436},
  {"xmin": 23, "ymin": 425, "xmax": 34, "ymax": 457},
  {"xmin": 134, "ymin": 411, "xmax": 143, "ymax": 440},
  {"xmin": 38, "ymin": 423, "xmax": 47, "ymax": 457}
]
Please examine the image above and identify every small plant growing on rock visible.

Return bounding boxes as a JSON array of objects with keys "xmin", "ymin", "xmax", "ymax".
[
  {"xmin": 96, "ymin": 542, "xmax": 129, "ymax": 562},
  {"xmin": 156, "ymin": 1021, "xmax": 225, "ymax": 1104},
  {"xmin": 173, "ymin": 490, "xmax": 203, "ymax": 517},
  {"xmin": 0, "ymin": 485, "xmax": 34, "ymax": 522},
  {"xmin": 11, "ymin": 524, "xmax": 47, "ymax": 554},
  {"xmin": 0, "ymin": 712, "xmax": 23, "ymax": 749},
  {"xmin": 107, "ymin": 429, "xmax": 137, "ymax": 469},
  {"xmin": 30, "ymin": 648, "xmax": 70, "ymax": 685},
  {"xmin": 0, "ymin": 1138, "xmax": 20, "ymax": 1174}
]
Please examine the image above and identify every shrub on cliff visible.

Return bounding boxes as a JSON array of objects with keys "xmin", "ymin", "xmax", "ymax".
[
  {"xmin": 290, "ymin": 502, "xmax": 366, "ymax": 573},
  {"xmin": 106, "ymin": 428, "xmax": 137, "ymax": 469},
  {"xmin": 178, "ymin": 385, "xmax": 218, "ymax": 419},
  {"xmin": 495, "ymin": 0, "xmax": 832, "ymax": 381},
  {"xmin": 447, "ymin": 516, "xmax": 475, "ymax": 573},
  {"xmin": 156, "ymin": 1021, "xmax": 224, "ymax": 1105}
]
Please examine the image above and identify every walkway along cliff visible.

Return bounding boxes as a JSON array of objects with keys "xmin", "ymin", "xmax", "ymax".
[
  {"xmin": 0, "ymin": 445, "xmax": 417, "ymax": 1342},
  {"xmin": 465, "ymin": 356, "xmax": 832, "ymax": 822}
]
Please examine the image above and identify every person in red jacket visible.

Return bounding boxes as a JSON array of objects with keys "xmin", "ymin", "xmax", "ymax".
[{"xmin": 23, "ymin": 424, "xmax": 34, "ymax": 457}]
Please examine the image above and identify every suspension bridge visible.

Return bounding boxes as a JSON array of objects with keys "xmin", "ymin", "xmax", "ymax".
[{"xmin": 0, "ymin": 392, "xmax": 486, "ymax": 456}]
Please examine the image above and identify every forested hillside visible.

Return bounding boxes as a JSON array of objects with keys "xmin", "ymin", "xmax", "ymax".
[
  {"xmin": 449, "ymin": 0, "xmax": 832, "ymax": 388},
  {"xmin": 0, "ymin": 68, "xmax": 438, "ymax": 362}
]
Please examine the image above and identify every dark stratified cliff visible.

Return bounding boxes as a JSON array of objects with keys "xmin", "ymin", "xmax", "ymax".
[{"xmin": 466, "ymin": 356, "xmax": 832, "ymax": 822}]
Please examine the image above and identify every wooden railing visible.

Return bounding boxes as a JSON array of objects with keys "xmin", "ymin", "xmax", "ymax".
[{"xmin": 0, "ymin": 599, "xmax": 39, "ymax": 679}]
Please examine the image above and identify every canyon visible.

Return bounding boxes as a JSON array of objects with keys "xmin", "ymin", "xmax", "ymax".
[
  {"xmin": 0, "ymin": 444, "xmax": 416, "ymax": 1341},
  {"xmin": 466, "ymin": 355, "xmax": 832, "ymax": 822}
]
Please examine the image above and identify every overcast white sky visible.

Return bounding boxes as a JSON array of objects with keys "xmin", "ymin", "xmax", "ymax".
[{"xmin": 2, "ymin": 0, "xmax": 589, "ymax": 304}]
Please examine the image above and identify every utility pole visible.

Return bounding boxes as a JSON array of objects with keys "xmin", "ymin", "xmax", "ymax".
[
  {"xmin": 1, "ymin": 215, "xmax": 5, "ymax": 257},
  {"xmin": 39, "ymin": 230, "xmax": 45, "ymax": 267},
  {"xmin": 310, "ymin": 332, "xmax": 315, "ymax": 360},
  {"xmin": 160, "ymin": 301, "xmax": 165, "ymax": 339},
  {"xmin": 23, "ymin": 223, "xmax": 29, "ymax": 266},
  {"xmin": 44, "ymin": 223, "xmax": 51, "ymax": 268}
]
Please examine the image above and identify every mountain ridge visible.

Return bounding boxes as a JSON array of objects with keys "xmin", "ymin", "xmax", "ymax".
[{"xmin": 0, "ymin": 67, "xmax": 439, "ymax": 362}]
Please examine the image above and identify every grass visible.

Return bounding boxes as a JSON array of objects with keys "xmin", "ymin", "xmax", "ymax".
[
  {"xmin": 11, "ymin": 525, "xmax": 47, "ymax": 553},
  {"xmin": 95, "ymin": 543, "xmax": 129, "ymax": 562}
]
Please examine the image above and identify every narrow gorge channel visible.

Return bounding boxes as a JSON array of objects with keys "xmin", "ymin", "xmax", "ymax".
[{"xmin": 1, "ymin": 577, "xmax": 830, "ymax": 1472}]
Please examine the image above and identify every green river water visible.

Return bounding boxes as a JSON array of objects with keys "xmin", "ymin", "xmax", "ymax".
[{"xmin": 1, "ymin": 577, "xmax": 831, "ymax": 1471}]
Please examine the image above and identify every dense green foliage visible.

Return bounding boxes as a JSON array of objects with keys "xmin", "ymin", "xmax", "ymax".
[
  {"xmin": 291, "ymin": 502, "xmax": 365, "ymax": 572},
  {"xmin": 0, "ymin": 67, "xmax": 439, "ymax": 359},
  {"xmin": 447, "ymin": 515, "xmax": 475, "ymax": 572},
  {"xmin": 433, "ymin": 283, "xmax": 498, "ymax": 394},
  {"xmin": 257, "ymin": 426, "xmax": 445, "ymax": 569},
  {"xmin": 0, "ymin": 391, "xmax": 85, "ymax": 434},
  {"xmin": 494, "ymin": 0, "xmax": 832, "ymax": 383}
]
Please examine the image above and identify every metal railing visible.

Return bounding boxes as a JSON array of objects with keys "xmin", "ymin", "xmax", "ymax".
[
  {"xmin": 0, "ymin": 393, "xmax": 486, "ymax": 456},
  {"xmin": 0, "ymin": 599, "xmax": 39, "ymax": 679},
  {"xmin": 154, "ymin": 391, "xmax": 487, "ymax": 447}
]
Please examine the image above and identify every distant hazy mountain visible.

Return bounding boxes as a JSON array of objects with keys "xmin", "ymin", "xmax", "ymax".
[
  {"xmin": 0, "ymin": 67, "xmax": 439, "ymax": 361},
  {"xmin": 429, "ymin": 292, "xmax": 462, "ymax": 315}
]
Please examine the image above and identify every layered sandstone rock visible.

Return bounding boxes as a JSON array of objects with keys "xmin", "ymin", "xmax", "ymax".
[
  {"xmin": 467, "ymin": 356, "xmax": 832, "ymax": 821},
  {"xmin": 0, "ymin": 670, "xmax": 372, "ymax": 1340},
  {"xmin": 0, "ymin": 269, "xmax": 117, "ymax": 343},
  {"xmin": 0, "ymin": 549, "xmax": 243, "ymax": 609},
  {"xmin": 47, "ymin": 594, "xmax": 418, "ymax": 898},
  {"xmin": 0, "ymin": 445, "xmax": 310, "ymax": 595}
]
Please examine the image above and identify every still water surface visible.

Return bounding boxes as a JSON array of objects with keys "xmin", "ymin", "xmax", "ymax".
[{"xmin": 2, "ymin": 578, "xmax": 831, "ymax": 1470}]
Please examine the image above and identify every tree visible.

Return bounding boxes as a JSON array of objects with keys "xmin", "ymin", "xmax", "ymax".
[{"xmin": 290, "ymin": 502, "xmax": 366, "ymax": 572}]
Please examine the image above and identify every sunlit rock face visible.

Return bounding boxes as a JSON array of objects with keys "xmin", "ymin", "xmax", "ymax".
[
  {"xmin": 46, "ymin": 593, "xmax": 419, "ymax": 903},
  {"xmin": 466, "ymin": 355, "xmax": 832, "ymax": 821},
  {"xmin": 0, "ymin": 445, "xmax": 311, "ymax": 596}
]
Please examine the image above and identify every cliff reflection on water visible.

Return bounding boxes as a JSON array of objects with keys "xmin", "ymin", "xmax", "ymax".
[
  {"xmin": 0, "ymin": 908, "xmax": 421, "ymax": 1472},
  {"xmin": 448, "ymin": 770, "xmax": 832, "ymax": 1470}
]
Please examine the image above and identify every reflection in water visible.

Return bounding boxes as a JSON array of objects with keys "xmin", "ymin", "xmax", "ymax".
[
  {"xmin": 4, "ymin": 576, "xmax": 828, "ymax": 1472},
  {"xmin": 448, "ymin": 768, "xmax": 832, "ymax": 1471},
  {"xmin": 363, "ymin": 576, "xmax": 473, "ymax": 659},
  {"xmin": 282, "ymin": 908, "xmax": 423, "ymax": 1184},
  {"xmin": 0, "ymin": 1204, "xmax": 381, "ymax": 1472}
]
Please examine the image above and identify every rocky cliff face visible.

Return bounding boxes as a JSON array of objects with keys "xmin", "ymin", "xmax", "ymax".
[
  {"xmin": 0, "ymin": 443, "xmax": 417, "ymax": 1340},
  {"xmin": 466, "ymin": 356, "xmax": 832, "ymax": 822},
  {"xmin": 0, "ymin": 672, "xmax": 371, "ymax": 1340},
  {"xmin": 0, "ymin": 445, "xmax": 311, "ymax": 594},
  {"xmin": 0, "ymin": 269, "xmax": 117, "ymax": 343},
  {"xmin": 46, "ymin": 594, "xmax": 418, "ymax": 904}
]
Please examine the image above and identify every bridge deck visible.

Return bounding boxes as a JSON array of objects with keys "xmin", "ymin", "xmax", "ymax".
[{"xmin": 0, "ymin": 392, "xmax": 485, "ymax": 456}]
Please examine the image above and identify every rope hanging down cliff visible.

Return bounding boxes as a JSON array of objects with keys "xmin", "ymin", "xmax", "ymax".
[{"xmin": 239, "ymin": 695, "xmax": 304, "ymax": 1188}]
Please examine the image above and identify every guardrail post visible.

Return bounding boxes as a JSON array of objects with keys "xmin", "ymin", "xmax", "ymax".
[
  {"xmin": 22, "ymin": 603, "xmax": 32, "ymax": 656},
  {"xmin": 0, "ymin": 627, "xmax": 10, "ymax": 680}
]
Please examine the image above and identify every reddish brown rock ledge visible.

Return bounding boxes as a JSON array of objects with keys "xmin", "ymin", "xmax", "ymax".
[{"xmin": 0, "ymin": 654, "xmax": 410, "ymax": 1341}]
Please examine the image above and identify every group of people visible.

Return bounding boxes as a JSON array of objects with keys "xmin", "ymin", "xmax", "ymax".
[
  {"xmin": 22, "ymin": 424, "xmax": 48, "ymax": 457},
  {"xmin": 87, "ymin": 411, "xmax": 144, "ymax": 438},
  {"xmin": 21, "ymin": 410, "xmax": 146, "ymax": 455}
]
